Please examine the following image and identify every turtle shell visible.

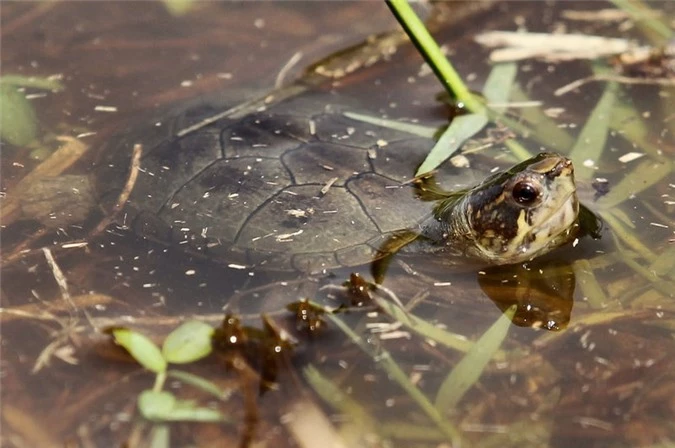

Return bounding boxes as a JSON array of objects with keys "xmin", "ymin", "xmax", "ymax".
[{"xmin": 93, "ymin": 89, "xmax": 481, "ymax": 272}]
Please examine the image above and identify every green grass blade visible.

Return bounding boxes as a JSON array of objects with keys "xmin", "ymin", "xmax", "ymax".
[
  {"xmin": 596, "ymin": 158, "xmax": 672, "ymax": 209},
  {"xmin": 504, "ymin": 139, "xmax": 534, "ymax": 162},
  {"xmin": 372, "ymin": 294, "xmax": 506, "ymax": 360},
  {"xmin": 343, "ymin": 111, "xmax": 436, "ymax": 138},
  {"xmin": 167, "ymin": 370, "xmax": 231, "ymax": 400},
  {"xmin": 327, "ymin": 314, "xmax": 463, "ymax": 445},
  {"xmin": 416, "ymin": 113, "xmax": 488, "ymax": 175},
  {"xmin": 304, "ymin": 365, "xmax": 376, "ymax": 430},
  {"xmin": 386, "ymin": 0, "xmax": 482, "ymax": 112},
  {"xmin": 649, "ymin": 246, "xmax": 675, "ymax": 278},
  {"xmin": 0, "ymin": 75, "xmax": 64, "ymax": 91},
  {"xmin": 608, "ymin": 0, "xmax": 673, "ymax": 43},
  {"xmin": 600, "ymin": 210, "xmax": 656, "ymax": 261},
  {"xmin": 573, "ymin": 259, "xmax": 609, "ymax": 309},
  {"xmin": 434, "ymin": 306, "xmax": 516, "ymax": 412},
  {"xmin": 509, "ymin": 84, "xmax": 574, "ymax": 151},
  {"xmin": 482, "ymin": 62, "xmax": 518, "ymax": 105},
  {"xmin": 569, "ymin": 74, "xmax": 618, "ymax": 180},
  {"xmin": 610, "ymin": 100, "xmax": 666, "ymax": 161}
]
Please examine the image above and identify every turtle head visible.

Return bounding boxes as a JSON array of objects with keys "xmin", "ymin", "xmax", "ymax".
[{"xmin": 460, "ymin": 153, "xmax": 580, "ymax": 264}]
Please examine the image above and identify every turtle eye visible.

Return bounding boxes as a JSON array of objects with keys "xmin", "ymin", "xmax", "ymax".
[{"xmin": 512, "ymin": 181, "xmax": 540, "ymax": 205}]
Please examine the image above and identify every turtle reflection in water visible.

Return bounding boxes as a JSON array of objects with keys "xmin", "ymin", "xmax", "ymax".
[{"xmin": 19, "ymin": 91, "xmax": 599, "ymax": 276}]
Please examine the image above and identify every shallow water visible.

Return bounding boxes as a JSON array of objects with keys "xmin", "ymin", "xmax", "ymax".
[{"xmin": 2, "ymin": 2, "xmax": 674, "ymax": 447}]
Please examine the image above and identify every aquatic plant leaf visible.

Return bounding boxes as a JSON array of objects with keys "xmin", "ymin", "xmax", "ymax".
[
  {"xmin": 483, "ymin": 62, "xmax": 518, "ymax": 105},
  {"xmin": 149, "ymin": 424, "xmax": 170, "ymax": 448},
  {"xmin": 416, "ymin": 113, "xmax": 489, "ymax": 176},
  {"xmin": 138, "ymin": 390, "xmax": 176, "ymax": 421},
  {"xmin": 649, "ymin": 246, "xmax": 675, "ymax": 278},
  {"xmin": 601, "ymin": 210, "xmax": 655, "ymax": 261},
  {"xmin": 573, "ymin": 259, "xmax": 608, "ymax": 309},
  {"xmin": 504, "ymin": 139, "xmax": 533, "ymax": 162},
  {"xmin": 607, "ymin": 0, "xmax": 673, "ymax": 42},
  {"xmin": 168, "ymin": 370, "xmax": 230, "ymax": 400},
  {"xmin": 434, "ymin": 305, "xmax": 516, "ymax": 412},
  {"xmin": 162, "ymin": 320, "xmax": 214, "ymax": 364},
  {"xmin": 569, "ymin": 76, "xmax": 618, "ymax": 180},
  {"xmin": 0, "ymin": 75, "xmax": 64, "ymax": 91},
  {"xmin": 0, "ymin": 83, "xmax": 38, "ymax": 146},
  {"xmin": 372, "ymin": 293, "xmax": 506, "ymax": 360},
  {"xmin": 138, "ymin": 389, "xmax": 225, "ymax": 422},
  {"xmin": 327, "ymin": 314, "xmax": 462, "ymax": 445},
  {"xmin": 163, "ymin": 405, "xmax": 225, "ymax": 422},
  {"xmin": 162, "ymin": 0, "xmax": 195, "ymax": 16},
  {"xmin": 112, "ymin": 328, "xmax": 167, "ymax": 373},
  {"xmin": 342, "ymin": 111, "xmax": 436, "ymax": 138},
  {"xmin": 304, "ymin": 365, "xmax": 376, "ymax": 430},
  {"xmin": 509, "ymin": 84, "xmax": 574, "ymax": 151},
  {"xmin": 596, "ymin": 158, "xmax": 672, "ymax": 209}
]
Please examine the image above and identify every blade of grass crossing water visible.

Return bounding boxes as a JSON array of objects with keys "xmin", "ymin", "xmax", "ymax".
[
  {"xmin": 434, "ymin": 306, "xmax": 516, "ymax": 413},
  {"xmin": 569, "ymin": 74, "xmax": 618, "ymax": 180},
  {"xmin": 327, "ymin": 314, "xmax": 463, "ymax": 445},
  {"xmin": 648, "ymin": 246, "xmax": 675, "ymax": 279},
  {"xmin": 416, "ymin": 113, "xmax": 488, "ymax": 175},
  {"xmin": 504, "ymin": 139, "xmax": 534, "ymax": 162},
  {"xmin": 373, "ymin": 294, "xmax": 507, "ymax": 360},
  {"xmin": 342, "ymin": 111, "xmax": 436, "ymax": 138},
  {"xmin": 386, "ymin": 0, "xmax": 482, "ymax": 112},
  {"xmin": 596, "ymin": 158, "xmax": 672, "ymax": 209},
  {"xmin": 600, "ymin": 210, "xmax": 656, "ymax": 261},
  {"xmin": 509, "ymin": 84, "xmax": 574, "ymax": 151},
  {"xmin": 573, "ymin": 259, "xmax": 609, "ymax": 309},
  {"xmin": 610, "ymin": 100, "xmax": 666, "ymax": 161},
  {"xmin": 482, "ymin": 62, "xmax": 518, "ymax": 105},
  {"xmin": 304, "ymin": 365, "xmax": 377, "ymax": 435},
  {"xmin": 608, "ymin": 0, "xmax": 673, "ymax": 43}
]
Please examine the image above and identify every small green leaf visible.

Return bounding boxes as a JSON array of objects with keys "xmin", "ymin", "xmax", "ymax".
[
  {"xmin": 416, "ymin": 113, "xmax": 488, "ymax": 176},
  {"xmin": 112, "ymin": 328, "xmax": 167, "ymax": 373},
  {"xmin": 162, "ymin": 0, "xmax": 195, "ymax": 16},
  {"xmin": 0, "ymin": 75, "xmax": 64, "ymax": 91},
  {"xmin": 1, "ymin": 83, "xmax": 38, "ymax": 146},
  {"xmin": 138, "ymin": 390, "xmax": 176, "ymax": 421},
  {"xmin": 162, "ymin": 320, "xmax": 214, "ymax": 364},
  {"xmin": 435, "ymin": 306, "xmax": 516, "ymax": 412}
]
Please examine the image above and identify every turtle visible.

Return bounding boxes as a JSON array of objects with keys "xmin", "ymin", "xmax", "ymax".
[{"xmin": 71, "ymin": 85, "xmax": 597, "ymax": 274}]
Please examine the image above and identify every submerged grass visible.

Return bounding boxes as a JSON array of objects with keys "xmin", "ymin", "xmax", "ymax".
[
  {"xmin": 327, "ymin": 313, "xmax": 463, "ymax": 445},
  {"xmin": 596, "ymin": 158, "xmax": 673, "ymax": 209},
  {"xmin": 324, "ymin": 303, "xmax": 520, "ymax": 445},
  {"xmin": 434, "ymin": 305, "xmax": 516, "ymax": 412},
  {"xmin": 303, "ymin": 365, "xmax": 378, "ymax": 441},
  {"xmin": 372, "ymin": 293, "xmax": 507, "ymax": 360},
  {"xmin": 568, "ymin": 68, "xmax": 618, "ymax": 180},
  {"xmin": 573, "ymin": 259, "xmax": 609, "ymax": 310}
]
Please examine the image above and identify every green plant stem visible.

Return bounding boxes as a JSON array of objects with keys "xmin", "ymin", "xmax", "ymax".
[
  {"xmin": 153, "ymin": 371, "xmax": 167, "ymax": 393},
  {"xmin": 386, "ymin": 0, "xmax": 483, "ymax": 112}
]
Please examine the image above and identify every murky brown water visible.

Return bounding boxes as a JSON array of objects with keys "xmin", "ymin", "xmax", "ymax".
[{"xmin": 2, "ymin": 2, "xmax": 674, "ymax": 447}]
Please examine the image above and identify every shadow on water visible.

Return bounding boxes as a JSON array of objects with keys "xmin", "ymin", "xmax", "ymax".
[{"xmin": 1, "ymin": 1, "xmax": 674, "ymax": 447}]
